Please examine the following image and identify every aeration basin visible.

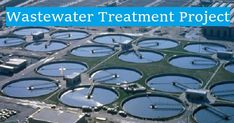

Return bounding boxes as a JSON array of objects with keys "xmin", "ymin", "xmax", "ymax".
[
  {"xmin": 0, "ymin": 36, "xmax": 25, "ymax": 47},
  {"xmin": 13, "ymin": 27, "xmax": 49, "ymax": 36},
  {"xmin": 93, "ymin": 34, "xmax": 133, "ymax": 45},
  {"xmin": 137, "ymin": 38, "xmax": 179, "ymax": 49},
  {"xmin": 169, "ymin": 55, "xmax": 218, "ymax": 69},
  {"xmin": 24, "ymin": 40, "xmax": 67, "ymax": 52},
  {"xmin": 118, "ymin": 50, "xmax": 164, "ymax": 63},
  {"xmin": 1, "ymin": 78, "xmax": 59, "ymax": 98},
  {"xmin": 71, "ymin": 45, "xmax": 115, "ymax": 57},
  {"xmin": 122, "ymin": 94, "xmax": 185, "ymax": 120},
  {"xmin": 36, "ymin": 61, "xmax": 88, "ymax": 77},
  {"xmin": 59, "ymin": 85, "xmax": 118, "ymax": 108},
  {"xmin": 211, "ymin": 81, "xmax": 234, "ymax": 102},
  {"xmin": 51, "ymin": 30, "xmax": 89, "ymax": 40},
  {"xmin": 91, "ymin": 67, "xmax": 142, "ymax": 85},
  {"xmin": 184, "ymin": 42, "xmax": 227, "ymax": 55},
  {"xmin": 147, "ymin": 74, "xmax": 202, "ymax": 93},
  {"xmin": 193, "ymin": 104, "xmax": 234, "ymax": 123},
  {"xmin": 225, "ymin": 62, "xmax": 234, "ymax": 74}
]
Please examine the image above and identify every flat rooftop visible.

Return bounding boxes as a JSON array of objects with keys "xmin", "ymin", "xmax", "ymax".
[
  {"xmin": 31, "ymin": 108, "xmax": 84, "ymax": 123},
  {"xmin": 6, "ymin": 58, "xmax": 27, "ymax": 65}
]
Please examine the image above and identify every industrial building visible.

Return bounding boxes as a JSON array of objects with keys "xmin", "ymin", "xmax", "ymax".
[
  {"xmin": 64, "ymin": 72, "xmax": 81, "ymax": 88},
  {"xmin": 0, "ymin": 58, "xmax": 27, "ymax": 75},
  {"xmin": 30, "ymin": 108, "xmax": 87, "ymax": 123},
  {"xmin": 0, "ymin": 0, "xmax": 234, "ymax": 123}
]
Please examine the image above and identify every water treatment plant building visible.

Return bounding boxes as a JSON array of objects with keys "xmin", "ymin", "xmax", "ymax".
[{"xmin": 0, "ymin": 0, "xmax": 234, "ymax": 123}]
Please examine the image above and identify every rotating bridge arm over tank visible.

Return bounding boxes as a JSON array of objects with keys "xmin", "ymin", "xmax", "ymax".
[
  {"xmin": 86, "ymin": 83, "xmax": 95, "ymax": 99},
  {"xmin": 172, "ymin": 82, "xmax": 191, "ymax": 91},
  {"xmin": 52, "ymin": 33, "xmax": 71, "ymax": 38},
  {"xmin": 3, "ymin": 38, "xmax": 22, "ymax": 44},
  {"xmin": 131, "ymin": 49, "xmax": 157, "ymax": 62},
  {"xmin": 27, "ymin": 82, "xmax": 58, "ymax": 91},
  {"xmin": 140, "ymin": 41, "xmax": 160, "ymax": 48},
  {"xmin": 146, "ymin": 94, "xmax": 184, "ymax": 111},
  {"xmin": 93, "ymin": 70, "xmax": 130, "ymax": 84},
  {"xmin": 203, "ymin": 46, "xmax": 218, "ymax": 53},
  {"xmin": 91, "ymin": 48, "xmax": 112, "ymax": 54},
  {"xmin": 191, "ymin": 59, "xmax": 216, "ymax": 65},
  {"xmin": 204, "ymin": 104, "xmax": 231, "ymax": 120}
]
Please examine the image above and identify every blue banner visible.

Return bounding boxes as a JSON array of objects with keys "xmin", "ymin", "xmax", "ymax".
[{"xmin": 6, "ymin": 7, "xmax": 230, "ymax": 27}]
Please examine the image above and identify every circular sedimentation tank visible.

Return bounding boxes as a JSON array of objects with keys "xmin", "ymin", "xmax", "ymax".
[
  {"xmin": 193, "ymin": 104, "xmax": 234, "ymax": 123},
  {"xmin": 137, "ymin": 38, "xmax": 179, "ymax": 49},
  {"xmin": 184, "ymin": 42, "xmax": 227, "ymax": 55},
  {"xmin": 59, "ymin": 85, "xmax": 118, "ymax": 108},
  {"xmin": 91, "ymin": 67, "xmax": 142, "ymax": 85},
  {"xmin": 169, "ymin": 55, "xmax": 218, "ymax": 69},
  {"xmin": 0, "ymin": 36, "xmax": 25, "ymax": 47},
  {"xmin": 210, "ymin": 81, "xmax": 234, "ymax": 102},
  {"xmin": 93, "ymin": 34, "xmax": 133, "ymax": 45},
  {"xmin": 1, "ymin": 78, "xmax": 59, "ymax": 98},
  {"xmin": 51, "ymin": 30, "xmax": 89, "ymax": 40},
  {"xmin": 13, "ymin": 27, "xmax": 50, "ymax": 36},
  {"xmin": 71, "ymin": 45, "xmax": 115, "ymax": 58},
  {"xmin": 118, "ymin": 50, "xmax": 164, "ymax": 63},
  {"xmin": 224, "ymin": 62, "xmax": 234, "ymax": 74},
  {"xmin": 36, "ymin": 61, "xmax": 88, "ymax": 77},
  {"xmin": 24, "ymin": 40, "xmax": 67, "ymax": 52},
  {"xmin": 147, "ymin": 74, "xmax": 202, "ymax": 93},
  {"xmin": 122, "ymin": 94, "xmax": 185, "ymax": 120}
]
